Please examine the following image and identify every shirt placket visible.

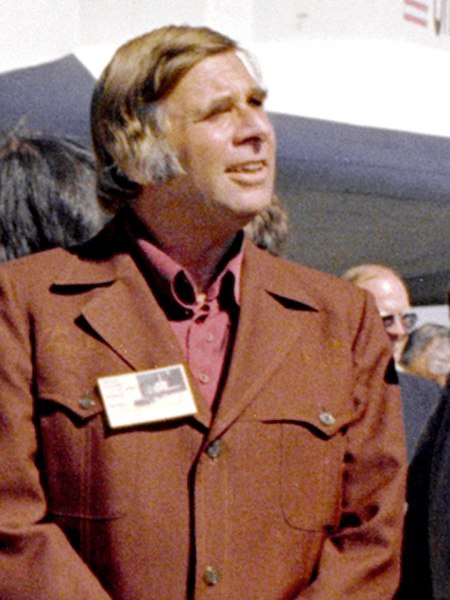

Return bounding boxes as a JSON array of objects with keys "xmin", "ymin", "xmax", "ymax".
[{"xmin": 186, "ymin": 300, "xmax": 229, "ymax": 407}]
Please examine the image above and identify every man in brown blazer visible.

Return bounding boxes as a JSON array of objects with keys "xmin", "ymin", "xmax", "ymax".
[{"xmin": 0, "ymin": 25, "xmax": 406, "ymax": 599}]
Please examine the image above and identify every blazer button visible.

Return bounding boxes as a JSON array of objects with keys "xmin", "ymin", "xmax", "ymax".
[
  {"xmin": 203, "ymin": 565, "xmax": 220, "ymax": 586},
  {"xmin": 79, "ymin": 397, "xmax": 96, "ymax": 410},
  {"xmin": 319, "ymin": 412, "xmax": 336, "ymax": 426},
  {"xmin": 206, "ymin": 439, "xmax": 223, "ymax": 459}
]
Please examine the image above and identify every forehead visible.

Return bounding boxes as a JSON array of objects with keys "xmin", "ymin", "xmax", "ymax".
[
  {"xmin": 360, "ymin": 276, "xmax": 410, "ymax": 313},
  {"xmin": 165, "ymin": 51, "xmax": 262, "ymax": 110}
]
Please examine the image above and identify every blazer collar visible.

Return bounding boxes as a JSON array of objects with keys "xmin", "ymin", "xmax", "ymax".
[
  {"xmin": 52, "ymin": 215, "xmax": 319, "ymax": 302},
  {"xmin": 242, "ymin": 239, "xmax": 320, "ymax": 311},
  {"xmin": 52, "ymin": 214, "xmax": 135, "ymax": 287}
]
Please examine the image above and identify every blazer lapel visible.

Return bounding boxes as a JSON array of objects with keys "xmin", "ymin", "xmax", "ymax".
[
  {"xmin": 210, "ymin": 243, "xmax": 319, "ymax": 438},
  {"xmin": 53, "ymin": 247, "xmax": 212, "ymax": 428},
  {"xmin": 81, "ymin": 266, "xmax": 183, "ymax": 373}
]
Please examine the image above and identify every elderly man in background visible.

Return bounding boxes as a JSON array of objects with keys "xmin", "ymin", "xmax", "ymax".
[
  {"xmin": 342, "ymin": 264, "xmax": 418, "ymax": 365},
  {"xmin": 342, "ymin": 264, "xmax": 440, "ymax": 460},
  {"xmin": 0, "ymin": 26, "xmax": 406, "ymax": 598}
]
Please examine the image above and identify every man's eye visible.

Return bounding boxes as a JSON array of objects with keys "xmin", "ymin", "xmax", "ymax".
[{"xmin": 249, "ymin": 97, "xmax": 264, "ymax": 107}]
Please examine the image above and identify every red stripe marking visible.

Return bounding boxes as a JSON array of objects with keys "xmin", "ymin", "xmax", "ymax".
[
  {"xmin": 403, "ymin": 12, "xmax": 428, "ymax": 26},
  {"xmin": 404, "ymin": 0, "xmax": 428, "ymax": 11}
]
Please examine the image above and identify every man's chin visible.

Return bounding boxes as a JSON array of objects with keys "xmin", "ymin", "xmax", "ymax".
[{"xmin": 236, "ymin": 194, "xmax": 273, "ymax": 217}]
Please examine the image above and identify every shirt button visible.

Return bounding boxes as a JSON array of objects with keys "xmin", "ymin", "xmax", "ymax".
[
  {"xmin": 199, "ymin": 373, "xmax": 210, "ymax": 384},
  {"xmin": 203, "ymin": 565, "xmax": 220, "ymax": 586},
  {"xmin": 319, "ymin": 412, "xmax": 336, "ymax": 426},
  {"xmin": 206, "ymin": 332, "xmax": 215, "ymax": 342},
  {"xmin": 206, "ymin": 439, "xmax": 223, "ymax": 459},
  {"xmin": 79, "ymin": 397, "xmax": 96, "ymax": 410}
]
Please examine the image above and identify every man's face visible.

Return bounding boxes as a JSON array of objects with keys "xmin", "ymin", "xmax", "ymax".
[
  {"xmin": 161, "ymin": 51, "xmax": 276, "ymax": 228},
  {"xmin": 358, "ymin": 274, "xmax": 413, "ymax": 364}
]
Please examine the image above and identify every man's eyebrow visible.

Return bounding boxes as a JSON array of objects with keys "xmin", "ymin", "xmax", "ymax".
[
  {"xmin": 202, "ymin": 95, "xmax": 233, "ymax": 116},
  {"xmin": 197, "ymin": 86, "xmax": 268, "ymax": 120}
]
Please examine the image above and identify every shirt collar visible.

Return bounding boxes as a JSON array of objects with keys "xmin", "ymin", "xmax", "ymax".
[{"xmin": 132, "ymin": 226, "xmax": 243, "ymax": 312}]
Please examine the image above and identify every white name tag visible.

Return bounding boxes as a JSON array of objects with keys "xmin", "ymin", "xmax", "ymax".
[{"xmin": 98, "ymin": 364, "xmax": 197, "ymax": 428}]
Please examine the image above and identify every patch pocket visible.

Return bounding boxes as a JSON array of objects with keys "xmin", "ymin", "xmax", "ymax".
[
  {"xmin": 278, "ymin": 416, "xmax": 348, "ymax": 532},
  {"xmin": 38, "ymin": 390, "xmax": 136, "ymax": 520},
  {"xmin": 246, "ymin": 391, "xmax": 352, "ymax": 532},
  {"xmin": 272, "ymin": 413, "xmax": 348, "ymax": 531}
]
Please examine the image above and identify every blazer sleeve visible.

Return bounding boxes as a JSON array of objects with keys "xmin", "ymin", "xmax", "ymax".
[
  {"xmin": 300, "ymin": 292, "xmax": 407, "ymax": 599},
  {"xmin": 0, "ymin": 268, "xmax": 112, "ymax": 599}
]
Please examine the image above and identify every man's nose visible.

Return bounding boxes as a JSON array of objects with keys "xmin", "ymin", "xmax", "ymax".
[
  {"xmin": 234, "ymin": 105, "xmax": 273, "ymax": 148},
  {"xmin": 390, "ymin": 316, "xmax": 408, "ymax": 336}
]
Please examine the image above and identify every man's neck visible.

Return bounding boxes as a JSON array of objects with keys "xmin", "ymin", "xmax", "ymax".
[
  {"xmin": 158, "ymin": 233, "xmax": 238, "ymax": 293},
  {"xmin": 131, "ymin": 203, "xmax": 243, "ymax": 293}
]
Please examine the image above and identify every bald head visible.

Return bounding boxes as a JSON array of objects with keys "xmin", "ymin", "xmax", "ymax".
[{"xmin": 342, "ymin": 264, "xmax": 415, "ymax": 364}]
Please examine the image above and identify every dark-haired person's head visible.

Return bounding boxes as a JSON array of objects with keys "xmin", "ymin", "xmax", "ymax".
[{"xmin": 0, "ymin": 131, "xmax": 107, "ymax": 261}]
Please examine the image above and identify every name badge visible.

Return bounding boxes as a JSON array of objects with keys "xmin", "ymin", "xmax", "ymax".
[{"xmin": 98, "ymin": 364, "xmax": 197, "ymax": 428}]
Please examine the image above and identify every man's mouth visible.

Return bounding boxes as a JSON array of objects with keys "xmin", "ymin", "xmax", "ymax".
[{"xmin": 226, "ymin": 161, "xmax": 266, "ymax": 173}]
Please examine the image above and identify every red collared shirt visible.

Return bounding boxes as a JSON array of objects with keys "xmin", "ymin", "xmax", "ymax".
[{"xmin": 136, "ymin": 235, "xmax": 243, "ymax": 408}]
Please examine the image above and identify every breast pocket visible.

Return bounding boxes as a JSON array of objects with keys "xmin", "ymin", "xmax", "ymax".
[
  {"xmin": 278, "ymin": 416, "xmax": 348, "ymax": 531},
  {"xmin": 37, "ymin": 387, "xmax": 136, "ymax": 521},
  {"xmin": 245, "ymin": 396, "xmax": 352, "ymax": 532}
]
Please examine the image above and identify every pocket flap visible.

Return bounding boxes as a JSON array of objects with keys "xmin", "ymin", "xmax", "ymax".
[
  {"xmin": 244, "ymin": 391, "xmax": 352, "ymax": 438},
  {"xmin": 38, "ymin": 384, "xmax": 104, "ymax": 421}
]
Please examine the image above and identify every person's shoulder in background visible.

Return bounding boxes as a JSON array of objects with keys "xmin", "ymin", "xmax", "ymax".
[{"xmin": 398, "ymin": 370, "xmax": 441, "ymax": 461}]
